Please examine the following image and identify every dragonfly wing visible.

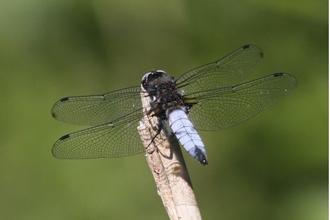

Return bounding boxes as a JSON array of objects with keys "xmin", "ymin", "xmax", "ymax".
[
  {"xmin": 52, "ymin": 110, "xmax": 145, "ymax": 159},
  {"xmin": 51, "ymin": 86, "xmax": 142, "ymax": 126},
  {"xmin": 186, "ymin": 73, "xmax": 298, "ymax": 130},
  {"xmin": 176, "ymin": 45, "xmax": 263, "ymax": 94}
]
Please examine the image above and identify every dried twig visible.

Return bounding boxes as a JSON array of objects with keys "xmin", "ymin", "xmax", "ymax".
[{"xmin": 137, "ymin": 88, "xmax": 202, "ymax": 220}]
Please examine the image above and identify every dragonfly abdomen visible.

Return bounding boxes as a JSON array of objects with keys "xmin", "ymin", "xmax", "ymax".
[{"xmin": 168, "ymin": 109, "xmax": 208, "ymax": 165}]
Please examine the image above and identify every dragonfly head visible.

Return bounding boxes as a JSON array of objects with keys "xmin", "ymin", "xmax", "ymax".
[{"xmin": 141, "ymin": 70, "xmax": 174, "ymax": 91}]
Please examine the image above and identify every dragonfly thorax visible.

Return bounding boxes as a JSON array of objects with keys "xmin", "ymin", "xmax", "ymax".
[{"xmin": 142, "ymin": 70, "xmax": 189, "ymax": 118}]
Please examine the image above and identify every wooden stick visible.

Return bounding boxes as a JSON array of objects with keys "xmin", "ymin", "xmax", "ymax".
[{"xmin": 137, "ymin": 88, "xmax": 202, "ymax": 220}]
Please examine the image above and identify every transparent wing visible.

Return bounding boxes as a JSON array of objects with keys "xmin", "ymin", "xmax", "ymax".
[
  {"xmin": 176, "ymin": 45, "xmax": 263, "ymax": 94},
  {"xmin": 185, "ymin": 73, "xmax": 298, "ymax": 131},
  {"xmin": 52, "ymin": 110, "xmax": 145, "ymax": 159},
  {"xmin": 51, "ymin": 86, "xmax": 142, "ymax": 126}
]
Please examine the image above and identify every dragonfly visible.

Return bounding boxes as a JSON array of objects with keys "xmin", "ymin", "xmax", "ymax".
[{"xmin": 51, "ymin": 45, "xmax": 297, "ymax": 165}]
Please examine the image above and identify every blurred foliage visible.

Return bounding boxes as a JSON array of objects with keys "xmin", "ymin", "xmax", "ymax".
[{"xmin": 0, "ymin": 0, "xmax": 327, "ymax": 219}]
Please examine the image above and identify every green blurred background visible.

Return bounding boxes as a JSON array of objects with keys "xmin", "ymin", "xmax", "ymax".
[{"xmin": 0, "ymin": 0, "xmax": 327, "ymax": 219}]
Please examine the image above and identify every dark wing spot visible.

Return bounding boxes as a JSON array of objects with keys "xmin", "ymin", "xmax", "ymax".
[
  {"xmin": 60, "ymin": 97, "xmax": 69, "ymax": 102},
  {"xmin": 242, "ymin": 45, "xmax": 250, "ymax": 49},
  {"xmin": 274, "ymin": 73, "xmax": 284, "ymax": 77},
  {"xmin": 59, "ymin": 134, "xmax": 70, "ymax": 140},
  {"xmin": 51, "ymin": 112, "xmax": 57, "ymax": 118}
]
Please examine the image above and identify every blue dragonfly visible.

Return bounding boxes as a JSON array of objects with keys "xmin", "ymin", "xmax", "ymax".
[{"xmin": 51, "ymin": 45, "xmax": 297, "ymax": 165}]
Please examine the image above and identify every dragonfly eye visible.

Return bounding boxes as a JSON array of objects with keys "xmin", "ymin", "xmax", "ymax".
[{"xmin": 141, "ymin": 72, "xmax": 151, "ymax": 87}]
